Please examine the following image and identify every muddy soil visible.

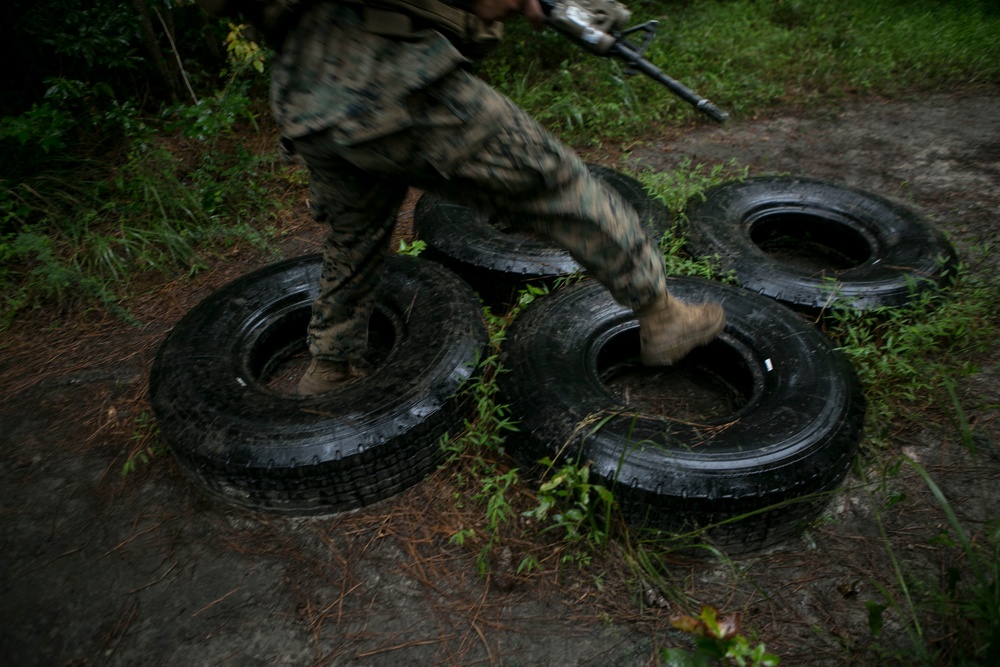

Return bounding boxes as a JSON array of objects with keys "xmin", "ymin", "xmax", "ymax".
[{"xmin": 1, "ymin": 90, "xmax": 998, "ymax": 666}]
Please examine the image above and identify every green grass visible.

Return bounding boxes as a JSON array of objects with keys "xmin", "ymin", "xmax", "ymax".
[
  {"xmin": 1, "ymin": 138, "xmax": 285, "ymax": 327},
  {"xmin": 824, "ymin": 257, "xmax": 999, "ymax": 450},
  {"xmin": 857, "ymin": 457, "xmax": 1000, "ymax": 665},
  {"xmin": 477, "ymin": 0, "xmax": 1000, "ymax": 142},
  {"xmin": 0, "ymin": 37, "xmax": 282, "ymax": 328},
  {"xmin": 0, "ymin": 88, "xmax": 298, "ymax": 327}
]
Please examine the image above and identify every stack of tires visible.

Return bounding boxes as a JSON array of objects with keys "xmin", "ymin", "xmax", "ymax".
[{"xmin": 150, "ymin": 168, "xmax": 956, "ymax": 550}]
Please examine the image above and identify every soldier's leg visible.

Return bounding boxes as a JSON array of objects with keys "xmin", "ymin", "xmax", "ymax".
[
  {"xmin": 402, "ymin": 71, "xmax": 724, "ymax": 364},
  {"xmin": 325, "ymin": 70, "xmax": 666, "ymax": 311},
  {"xmin": 315, "ymin": 69, "xmax": 723, "ymax": 365},
  {"xmin": 291, "ymin": 133, "xmax": 408, "ymax": 393}
]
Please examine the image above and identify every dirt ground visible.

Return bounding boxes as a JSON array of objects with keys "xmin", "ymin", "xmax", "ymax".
[{"xmin": 1, "ymin": 90, "xmax": 998, "ymax": 666}]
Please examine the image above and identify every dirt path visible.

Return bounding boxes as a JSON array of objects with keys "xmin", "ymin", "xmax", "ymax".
[{"xmin": 1, "ymin": 90, "xmax": 998, "ymax": 666}]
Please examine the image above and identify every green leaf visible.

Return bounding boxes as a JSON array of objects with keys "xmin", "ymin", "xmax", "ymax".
[
  {"xmin": 660, "ymin": 647, "xmax": 714, "ymax": 667},
  {"xmin": 867, "ymin": 600, "xmax": 886, "ymax": 637}
]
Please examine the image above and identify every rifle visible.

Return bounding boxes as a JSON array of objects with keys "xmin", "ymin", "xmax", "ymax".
[{"xmin": 539, "ymin": 0, "xmax": 728, "ymax": 123}]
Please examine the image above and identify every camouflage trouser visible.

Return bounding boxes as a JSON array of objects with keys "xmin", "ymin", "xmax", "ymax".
[{"xmin": 291, "ymin": 68, "xmax": 668, "ymax": 363}]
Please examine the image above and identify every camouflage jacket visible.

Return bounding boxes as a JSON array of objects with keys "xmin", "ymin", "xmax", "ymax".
[{"xmin": 270, "ymin": 2, "xmax": 468, "ymax": 143}]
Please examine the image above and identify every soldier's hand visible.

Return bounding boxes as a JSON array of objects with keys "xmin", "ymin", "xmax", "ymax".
[{"xmin": 473, "ymin": 0, "xmax": 545, "ymax": 29}]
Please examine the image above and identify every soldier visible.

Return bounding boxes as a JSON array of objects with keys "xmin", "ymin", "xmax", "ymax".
[{"xmin": 197, "ymin": 0, "xmax": 725, "ymax": 394}]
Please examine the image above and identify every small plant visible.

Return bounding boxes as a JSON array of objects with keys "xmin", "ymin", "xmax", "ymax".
[
  {"xmin": 444, "ymin": 282, "xmax": 548, "ymax": 458},
  {"xmin": 224, "ymin": 23, "xmax": 268, "ymax": 75},
  {"xmin": 396, "ymin": 238, "xmax": 426, "ymax": 257},
  {"xmin": 516, "ymin": 554, "xmax": 542, "ymax": 575},
  {"xmin": 121, "ymin": 411, "xmax": 167, "ymax": 477},
  {"xmin": 164, "ymin": 83, "xmax": 260, "ymax": 141},
  {"xmin": 552, "ymin": 270, "xmax": 586, "ymax": 290},
  {"xmin": 662, "ymin": 605, "xmax": 780, "ymax": 667},
  {"xmin": 442, "ymin": 286, "xmax": 546, "ymax": 573},
  {"xmin": 0, "ymin": 96, "xmax": 78, "ymax": 156},
  {"xmin": 641, "ymin": 159, "xmax": 749, "ymax": 214},
  {"xmin": 634, "ymin": 159, "xmax": 746, "ymax": 282},
  {"xmin": 523, "ymin": 458, "xmax": 615, "ymax": 549},
  {"xmin": 471, "ymin": 468, "xmax": 522, "ymax": 574}
]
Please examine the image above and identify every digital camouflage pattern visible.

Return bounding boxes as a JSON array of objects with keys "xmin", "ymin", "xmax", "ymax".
[
  {"xmin": 272, "ymin": 3, "xmax": 468, "ymax": 142},
  {"xmin": 275, "ymin": 2, "xmax": 667, "ymax": 363}
]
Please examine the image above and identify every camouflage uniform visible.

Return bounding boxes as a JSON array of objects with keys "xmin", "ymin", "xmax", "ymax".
[{"xmin": 273, "ymin": 2, "xmax": 667, "ymax": 364}]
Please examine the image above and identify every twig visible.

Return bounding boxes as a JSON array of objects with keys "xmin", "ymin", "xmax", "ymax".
[
  {"xmin": 355, "ymin": 635, "xmax": 457, "ymax": 659},
  {"xmin": 471, "ymin": 620, "xmax": 494, "ymax": 665},
  {"xmin": 153, "ymin": 7, "xmax": 198, "ymax": 104},
  {"xmin": 191, "ymin": 584, "xmax": 245, "ymax": 618},
  {"xmin": 102, "ymin": 522, "xmax": 160, "ymax": 558},
  {"xmin": 128, "ymin": 560, "xmax": 177, "ymax": 594}
]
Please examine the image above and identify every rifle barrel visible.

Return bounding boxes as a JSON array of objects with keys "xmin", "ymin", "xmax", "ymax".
[{"xmin": 612, "ymin": 43, "xmax": 729, "ymax": 123}]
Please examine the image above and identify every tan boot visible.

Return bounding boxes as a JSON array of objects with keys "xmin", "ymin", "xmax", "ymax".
[
  {"xmin": 638, "ymin": 294, "xmax": 726, "ymax": 366},
  {"xmin": 296, "ymin": 359, "xmax": 361, "ymax": 395}
]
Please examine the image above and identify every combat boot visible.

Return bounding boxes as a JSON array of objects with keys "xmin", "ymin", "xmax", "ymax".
[
  {"xmin": 638, "ymin": 294, "xmax": 726, "ymax": 366},
  {"xmin": 297, "ymin": 358, "xmax": 362, "ymax": 395}
]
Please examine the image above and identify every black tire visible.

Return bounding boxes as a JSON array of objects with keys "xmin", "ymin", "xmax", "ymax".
[
  {"xmin": 498, "ymin": 278, "xmax": 865, "ymax": 549},
  {"xmin": 150, "ymin": 254, "xmax": 488, "ymax": 515},
  {"xmin": 414, "ymin": 164, "xmax": 671, "ymax": 309},
  {"xmin": 684, "ymin": 177, "xmax": 958, "ymax": 311}
]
